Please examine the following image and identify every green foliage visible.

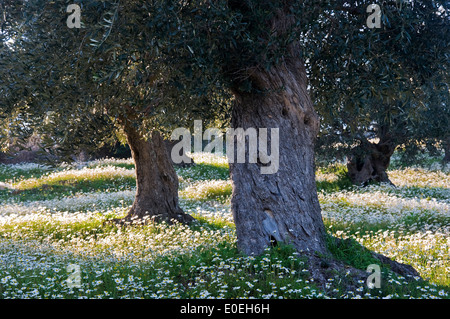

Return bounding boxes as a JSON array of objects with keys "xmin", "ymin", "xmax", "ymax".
[
  {"xmin": 308, "ymin": 0, "xmax": 449, "ymax": 162},
  {"xmin": 3, "ymin": 0, "xmax": 446, "ymax": 166},
  {"xmin": 0, "ymin": 0, "xmax": 233, "ymax": 161}
]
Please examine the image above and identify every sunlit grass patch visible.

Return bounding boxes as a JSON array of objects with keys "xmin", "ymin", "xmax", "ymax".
[
  {"xmin": 180, "ymin": 180, "xmax": 232, "ymax": 203},
  {"xmin": 319, "ymin": 187, "xmax": 450, "ymax": 229},
  {"xmin": 0, "ymin": 210, "xmax": 122, "ymax": 243},
  {"xmin": 358, "ymin": 228, "xmax": 450, "ymax": 287},
  {"xmin": 1, "ymin": 166, "xmax": 136, "ymax": 204},
  {"xmin": 86, "ymin": 158, "xmax": 135, "ymax": 170},
  {"xmin": 189, "ymin": 152, "xmax": 229, "ymax": 167},
  {"xmin": 389, "ymin": 167, "xmax": 450, "ymax": 189},
  {"xmin": 190, "ymin": 211, "xmax": 235, "ymax": 230},
  {"xmin": 14, "ymin": 166, "xmax": 135, "ymax": 190},
  {"xmin": 0, "ymin": 209, "xmax": 234, "ymax": 261},
  {"xmin": 324, "ymin": 221, "xmax": 450, "ymax": 288}
]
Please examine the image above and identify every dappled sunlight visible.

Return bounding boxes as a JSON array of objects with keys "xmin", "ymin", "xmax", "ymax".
[
  {"xmin": 14, "ymin": 166, "xmax": 135, "ymax": 190},
  {"xmin": 0, "ymin": 152, "xmax": 449, "ymax": 298},
  {"xmin": 389, "ymin": 167, "xmax": 450, "ymax": 189},
  {"xmin": 180, "ymin": 180, "xmax": 232, "ymax": 202}
]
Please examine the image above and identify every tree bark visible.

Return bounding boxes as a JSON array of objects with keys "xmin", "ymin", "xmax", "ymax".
[
  {"xmin": 443, "ymin": 137, "xmax": 450, "ymax": 164},
  {"xmin": 164, "ymin": 139, "xmax": 195, "ymax": 168},
  {"xmin": 118, "ymin": 123, "xmax": 193, "ymax": 224},
  {"xmin": 347, "ymin": 141, "xmax": 396, "ymax": 186},
  {"xmin": 224, "ymin": 4, "xmax": 419, "ymax": 286},
  {"xmin": 229, "ymin": 58, "xmax": 328, "ymax": 256}
]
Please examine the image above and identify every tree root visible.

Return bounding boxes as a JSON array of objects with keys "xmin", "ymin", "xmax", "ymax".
[
  {"xmin": 371, "ymin": 251, "xmax": 420, "ymax": 278},
  {"xmin": 304, "ymin": 237, "xmax": 421, "ymax": 295}
]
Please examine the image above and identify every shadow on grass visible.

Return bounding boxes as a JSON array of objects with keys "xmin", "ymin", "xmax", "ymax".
[
  {"xmin": 316, "ymin": 172, "xmax": 353, "ymax": 193},
  {"xmin": 321, "ymin": 234, "xmax": 450, "ymax": 298},
  {"xmin": 0, "ymin": 166, "xmax": 53, "ymax": 183},
  {"xmin": 188, "ymin": 213, "xmax": 235, "ymax": 232}
]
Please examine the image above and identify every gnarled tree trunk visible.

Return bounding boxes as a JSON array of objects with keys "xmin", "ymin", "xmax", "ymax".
[
  {"xmin": 225, "ymin": 4, "xmax": 419, "ymax": 287},
  {"xmin": 443, "ymin": 137, "xmax": 450, "ymax": 164},
  {"xmin": 119, "ymin": 123, "xmax": 193, "ymax": 224},
  {"xmin": 347, "ymin": 141, "xmax": 396, "ymax": 186},
  {"xmin": 229, "ymin": 57, "xmax": 328, "ymax": 256}
]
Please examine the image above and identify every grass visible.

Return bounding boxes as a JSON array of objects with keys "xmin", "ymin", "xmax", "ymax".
[
  {"xmin": 0, "ymin": 163, "xmax": 52, "ymax": 183},
  {"xmin": 0, "ymin": 165, "xmax": 136, "ymax": 204},
  {"xmin": 180, "ymin": 180, "xmax": 232, "ymax": 203},
  {"xmin": 0, "ymin": 152, "xmax": 448, "ymax": 299}
]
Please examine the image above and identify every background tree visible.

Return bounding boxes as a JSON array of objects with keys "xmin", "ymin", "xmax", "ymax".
[
  {"xmin": 306, "ymin": 0, "xmax": 449, "ymax": 185},
  {"xmin": 0, "ymin": 0, "xmax": 230, "ymax": 224}
]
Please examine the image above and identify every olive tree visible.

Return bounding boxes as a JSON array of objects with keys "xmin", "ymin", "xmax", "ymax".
[
  {"xmin": 0, "ymin": 0, "xmax": 228, "ymax": 224},
  {"xmin": 306, "ymin": 0, "xmax": 449, "ymax": 184}
]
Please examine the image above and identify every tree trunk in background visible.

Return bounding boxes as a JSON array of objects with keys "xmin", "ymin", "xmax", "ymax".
[
  {"xmin": 229, "ymin": 57, "xmax": 328, "ymax": 256},
  {"xmin": 443, "ymin": 137, "xmax": 450, "ymax": 164},
  {"xmin": 119, "ymin": 124, "xmax": 193, "ymax": 224},
  {"xmin": 347, "ymin": 141, "xmax": 396, "ymax": 186}
]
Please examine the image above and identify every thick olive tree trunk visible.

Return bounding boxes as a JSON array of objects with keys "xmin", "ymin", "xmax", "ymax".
[
  {"xmin": 347, "ymin": 141, "xmax": 396, "ymax": 186},
  {"xmin": 229, "ymin": 58, "xmax": 328, "ymax": 256},
  {"xmin": 119, "ymin": 124, "xmax": 193, "ymax": 224},
  {"xmin": 225, "ymin": 5, "xmax": 419, "ymax": 287}
]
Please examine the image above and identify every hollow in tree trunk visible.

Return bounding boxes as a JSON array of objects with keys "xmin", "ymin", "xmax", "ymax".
[{"xmin": 118, "ymin": 124, "xmax": 193, "ymax": 224}]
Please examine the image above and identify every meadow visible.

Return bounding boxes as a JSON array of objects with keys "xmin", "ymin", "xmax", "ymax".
[{"xmin": 0, "ymin": 152, "xmax": 448, "ymax": 299}]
